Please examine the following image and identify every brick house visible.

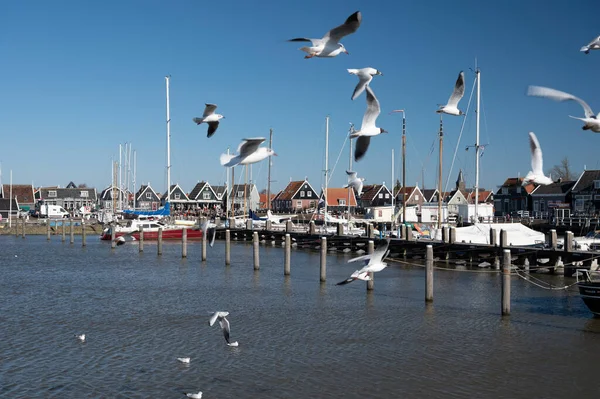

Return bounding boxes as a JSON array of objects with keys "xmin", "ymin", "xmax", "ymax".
[
  {"xmin": 272, "ymin": 179, "xmax": 319, "ymax": 213},
  {"xmin": 570, "ymin": 170, "xmax": 600, "ymax": 215},
  {"xmin": 493, "ymin": 177, "xmax": 535, "ymax": 217}
]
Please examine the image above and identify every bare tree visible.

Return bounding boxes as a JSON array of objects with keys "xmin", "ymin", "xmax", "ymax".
[
  {"xmin": 548, "ymin": 157, "xmax": 576, "ymax": 181},
  {"xmin": 77, "ymin": 183, "xmax": 88, "ymax": 188}
]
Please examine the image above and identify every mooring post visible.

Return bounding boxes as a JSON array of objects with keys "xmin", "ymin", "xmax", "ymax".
[
  {"xmin": 228, "ymin": 217, "xmax": 236, "ymax": 230},
  {"xmin": 565, "ymin": 231, "xmax": 573, "ymax": 253},
  {"xmin": 401, "ymin": 224, "xmax": 407, "ymax": 240},
  {"xmin": 81, "ymin": 219, "xmax": 86, "ymax": 247},
  {"xmin": 367, "ymin": 240, "xmax": 375, "ymax": 290},
  {"xmin": 309, "ymin": 221, "xmax": 316, "ymax": 235},
  {"xmin": 266, "ymin": 220, "xmax": 272, "ymax": 231},
  {"xmin": 110, "ymin": 222, "xmax": 116, "ymax": 249},
  {"xmin": 60, "ymin": 219, "xmax": 65, "ymax": 241},
  {"xmin": 550, "ymin": 229, "xmax": 557, "ymax": 250},
  {"xmin": 182, "ymin": 228, "xmax": 188, "ymax": 258},
  {"xmin": 253, "ymin": 231, "xmax": 260, "ymax": 270},
  {"xmin": 426, "ymin": 244, "xmax": 433, "ymax": 302},
  {"xmin": 489, "ymin": 228, "xmax": 496, "ymax": 246},
  {"xmin": 337, "ymin": 222, "xmax": 344, "ymax": 236},
  {"xmin": 284, "ymin": 233, "xmax": 291, "ymax": 275},
  {"xmin": 523, "ymin": 257, "xmax": 530, "ymax": 272},
  {"xmin": 320, "ymin": 237, "xmax": 327, "ymax": 282},
  {"xmin": 201, "ymin": 224, "xmax": 207, "ymax": 262},
  {"xmin": 286, "ymin": 220, "xmax": 293, "ymax": 233},
  {"xmin": 368, "ymin": 223, "xmax": 375, "ymax": 239},
  {"xmin": 441, "ymin": 227, "xmax": 447, "ymax": 243},
  {"xmin": 70, "ymin": 220, "xmax": 74, "ymax": 244},
  {"xmin": 406, "ymin": 227, "xmax": 413, "ymax": 241},
  {"xmin": 500, "ymin": 229, "xmax": 508, "ymax": 249},
  {"xmin": 22, "ymin": 218, "xmax": 27, "ymax": 239},
  {"xmin": 449, "ymin": 227, "xmax": 456, "ymax": 244},
  {"xmin": 502, "ymin": 249, "xmax": 511, "ymax": 316},
  {"xmin": 158, "ymin": 227, "xmax": 163, "ymax": 255},
  {"xmin": 46, "ymin": 219, "xmax": 51, "ymax": 241},
  {"xmin": 225, "ymin": 229, "xmax": 231, "ymax": 265},
  {"xmin": 246, "ymin": 219, "xmax": 253, "ymax": 230},
  {"xmin": 139, "ymin": 226, "xmax": 144, "ymax": 252}
]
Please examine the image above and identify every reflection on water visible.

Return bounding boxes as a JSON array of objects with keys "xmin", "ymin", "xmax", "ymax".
[{"xmin": 1, "ymin": 236, "xmax": 600, "ymax": 398}]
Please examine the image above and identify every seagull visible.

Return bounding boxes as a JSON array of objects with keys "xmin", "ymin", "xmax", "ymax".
[
  {"xmin": 184, "ymin": 391, "xmax": 202, "ymax": 399},
  {"xmin": 177, "ymin": 357, "xmax": 191, "ymax": 364},
  {"xmin": 194, "ymin": 219, "xmax": 217, "ymax": 247},
  {"xmin": 220, "ymin": 138, "xmax": 277, "ymax": 167},
  {"xmin": 347, "ymin": 68, "xmax": 383, "ymax": 100},
  {"xmin": 208, "ymin": 311, "xmax": 238, "ymax": 346},
  {"xmin": 436, "ymin": 71, "xmax": 466, "ymax": 116},
  {"xmin": 526, "ymin": 85, "xmax": 600, "ymax": 132},
  {"xmin": 344, "ymin": 170, "xmax": 365, "ymax": 196},
  {"xmin": 349, "ymin": 86, "xmax": 387, "ymax": 161},
  {"xmin": 75, "ymin": 334, "xmax": 85, "ymax": 342},
  {"xmin": 337, "ymin": 238, "xmax": 390, "ymax": 285},
  {"xmin": 288, "ymin": 11, "xmax": 361, "ymax": 59},
  {"xmin": 193, "ymin": 104, "xmax": 225, "ymax": 138},
  {"xmin": 522, "ymin": 132, "xmax": 554, "ymax": 186},
  {"xmin": 581, "ymin": 35, "xmax": 600, "ymax": 54},
  {"xmin": 114, "ymin": 233, "xmax": 136, "ymax": 246}
]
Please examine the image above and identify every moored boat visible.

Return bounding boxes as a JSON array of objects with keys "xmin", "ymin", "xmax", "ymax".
[
  {"xmin": 576, "ymin": 269, "xmax": 600, "ymax": 316},
  {"xmin": 100, "ymin": 218, "xmax": 204, "ymax": 241}
]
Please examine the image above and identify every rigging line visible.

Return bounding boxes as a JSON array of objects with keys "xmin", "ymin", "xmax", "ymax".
[
  {"xmin": 328, "ymin": 131, "xmax": 349, "ymax": 187},
  {"xmin": 481, "ymin": 95, "xmax": 491, "ymax": 147},
  {"xmin": 444, "ymin": 75, "xmax": 477, "ymax": 195}
]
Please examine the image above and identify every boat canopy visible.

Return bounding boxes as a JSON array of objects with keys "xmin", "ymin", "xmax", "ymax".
[{"xmin": 122, "ymin": 202, "xmax": 170, "ymax": 217}]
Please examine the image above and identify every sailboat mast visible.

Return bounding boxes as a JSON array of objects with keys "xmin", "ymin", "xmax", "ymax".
[
  {"xmin": 438, "ymin": 115, "xmax": 443, "ymax": 230},
  {"xmin": 324, "ymin": 116, "xmax": 329, "ymax": 224},
  {"xmin": 474, "ymin": 67, "xmax": 481, "ymax": 223},
  {"xmin": 347, "ymin": 124, "xmax": 353, "ymax": 222},
  {"xmin": 267, "ymin": 128, "xmax": 273, "ymax": 211},
  {"xmin": 165, "ymin": 75, "xmax": 171, "ymax": 203},
  {"xmin": 133, "ymin": 150, "xmax": 137, "ymax": 210},
  {"xmin": 402, "ymin": 112, "xmax": 406, "ymax": 224},
  {"xmin": 391, "ymin": 148, "xmax": 394, "ymax": 227}
]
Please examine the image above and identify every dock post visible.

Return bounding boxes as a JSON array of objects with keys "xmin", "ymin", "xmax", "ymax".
[
  {"xmin": 139, "ymin": 226, "xmax": 144, "ymax": 252},
  {"xmin": 225, "ymin": 229, "xmax": 231, "ymax": 265},
  {"xmin": 320, "ymin": 237, "xmax": 327, "ymax": 282},
  {"xmin": 81, "ymin": 220, "xmax": 86, "ymax": 247},
  {"xmin": 201, "ymin": 224, "xmax": 207, "ymax": 261},
  {"xmin": 70, "ymin": 220, "xmax": 74, "ymax": 244},
  {"xmin": 46, "ymin": 220, "xmax": 51, "ymax": 241},
  {"xmin": 500, "ymin": 229, "xmax": 508, "ymax": 249},
  {"xmin": 60, "ymin": 219, "xmax": 65, "ymax": 241},
  {"xmin": 337, "ymin": 222, "xmax": 344, "ymax": 236},
  {"xmin": 246, "ymin": 219, "xmax": 253, "ymax": 230},
  {"xmin": 182, "ymin": 228, "xmax": 187, "ymax": 258},
  {"xmin": 401, "ymin": 224, "xmax": 407, "ymax": 240},
  {"xmin": 426, "ymin": 244, "xmax": 433, "ymax": 302},
  {"xmin": 253, "ymin": 231, "xmax": 260, "ymax": 270},
  {"xmin": 406, "ymin": 227, "xmax": 413, "ymax": 241},
  {"xmin": 449, "ymin": 227, "xmax": 456, "ymax": 244},
  {"xmin": 309, "ymin": 221, "xmax": 316, "ymax": 235},
  {"xmin": 550, "ymin": 229, "xmax": 557, "ymax": 250},
  {"xmin": 565, "ymin": 231, "xmax": 573, "ymax": 253},
  {"xmin": 502, "ymin": 249, "xmax": 511, "ymax": 316},
  {"xmin": 266, "ymin": 220, "xmax": 272, "ymax": 231},
  {"xmin": 367, "ymin": 240, "xmax": 375, "ymax": 290},
  {"xmin": 110, "ymin": 222, "xmax": 116, "ymax": 249},
  {"xmin": 441, "ymin": 227, "xmax": 448, "ymax": 243},
  {"xmin": 523, "ymin": 257, "xmax": 530, "ymax": 272},
  {"xmin": 22, "ymin": 218, "xmax": 27, "ymax": 239},
  {"xmin": 368, "ymin": 223, "xmax": 375, "ymax": 239},
  {"xmin": 286, "ymin": 220, "xmax": 293, "ymax": 233},
  {"xmin": 228, "ymin": 217, "xmax": 236, "ymax": 229},
  {"xmin": 489, "ymin": 228, "xmax": 496, "ymax": 246},
  {"xmin": 158, "ymin": 228, "xmax": 163, "ymax": 255},
  {"xmin": 284, "ymin": 233, "xmax": 291, "ymax": 275}
]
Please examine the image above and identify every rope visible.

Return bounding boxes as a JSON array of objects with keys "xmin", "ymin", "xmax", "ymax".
[
  {"xmin": 328, "ymin": 131, "xmax": 349, "ymax": 187},
  {"xmin": 514, "ymin": 269, "xmax": 579, "ymax": 291}
]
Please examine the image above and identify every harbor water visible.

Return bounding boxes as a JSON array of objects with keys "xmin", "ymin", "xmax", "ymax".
[{"xmin": 1, "ymin": 235, "xmax": 600, "ymax": 398}]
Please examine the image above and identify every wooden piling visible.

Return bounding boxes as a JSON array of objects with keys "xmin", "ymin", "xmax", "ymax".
[
  {"xmin": 228, "ymin": 217, "xmax": 236, "ymax": 229},
  {"xmin": 253, "ymin": 231, "xmax": 260, "ymax": 270},
  {"xmin": 286, "ymin": 220, "xmax": 293, "ymax": 233},
  {"xmin": 284, "ymin": 233, "xmax": 291, "ymax": 275},
  {"xmin": 81, "ymin": 220, "xmax": 86, "ymax": 247},
  {"xmin": 489, "ymin": 228, "xmax": 496, "ymax": 246},
  {"xmin": 246, "ymin": 219, "xmax": 253, "ymax": 230},
  {"xmin": 309, "ymin": 221, "xmax": 316, "ymax": 235},
  {"xmin": 565, "ymin": 231, "xmax": 573, "ymax": 252},
  {"xmin": 225, "ymin": 229, "xmax": 231, "ymax": 265},
  {"xmin": 426, "ymin": 244, "xmax": 433, "ymax": 302},
  {"xmin": 201, "ymin": 227, "xmax": 207, "ymax": 261},
  {"xmin": 110, "ymin": 222, "xmax": 116, "ymax": 249},
  {"xmin": 406, "ymin": 227, "xmax": 413, "ymax": 241},
  {"xmin": 46, "ymin": 220, "xmax": 51, "ymax": 241},
  {"xmin": 61, "ymin": 219, "xmax": 65, "ymax": 241},
  {"xmin": 320, "ymin": 237, "xmax": 327, "ymax": 282},
  {"xmin": 182, "ymin": 228, "xmax": 187, "ymax": 258},
  {"xmin": 266, "ymin": 220, "xmax": 272, "ymax": 231},
  {"xmin": 500, "ymin": 229, "xmax": 508, "ymax": 248},
  {"xmin": 523, "ymin": 257, "xmax": 530, "ymax": 272},
  {"xmin": 441, "ymin": 227, "xmax": 448, "ymax": 243},
  {"xmin": 449, "ymin": 227, "xmax": 456, "ymax": 244},
  {"xmin": 337, "ymin": 222, "xmax": 344, "ymax": 236},
  {"xmin": 158, "ymin": 227, "xmax": 163, "ymax": 255},
  {"xmin": 367, "ymin": 240, "xmax": 375, "ymax": 290},
  {"xmin": 502, "ymin": 249, "xmax": 511, "ymax": 316},
  {"xmin": 550, "ymin": 229, "xmax": 557, "ymax": 250},
  {"xmin": 139, "ymin": 226, "xmax": 144, "ymax": 252},
  {"xmin": 22, "ymin": 218, "xmax": 26, "ymax": 239},
  {"xmin": 70, "ymin": 220, "xmax": 74, "ymax": 244}
]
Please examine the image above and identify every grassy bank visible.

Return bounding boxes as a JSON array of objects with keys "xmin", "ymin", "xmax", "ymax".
[{"xmin": 0, "ymin": 222, "xmax": 102, "ymax": 236}]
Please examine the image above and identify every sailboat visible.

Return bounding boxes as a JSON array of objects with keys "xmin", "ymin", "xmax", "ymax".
[{"xmin": 431, "ymin": 68, "xmax": 546, "ymax": 247}]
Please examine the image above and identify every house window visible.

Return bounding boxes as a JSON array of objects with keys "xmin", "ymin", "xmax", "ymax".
[
  {"xmin": 595, "ymin": 180, "xmax": 600, "ymax": 189},
  {"xmin": 146, "ymin": 192, "xmax": 152, "ymax": 199},
  {"xmin": 48, "ymin": 190, "xmax": 57, "ymax": 198},
  {"xmin": 385, "ymin": 193, "xmax": 390, "ymax": 198},
  {"xmin": 516, "ymin": 187, "xmax": 521, "ymax": 194},
  {"xmin": 540, "ymin": 200, "xmax": 546, "ymax": 212},
  {"xmin": 339, "ymin": 199, "xmax": 346, "ymax": 206},
  {"xmin": 80, "ymin": 191, "xmax": 88, "ymax": 197},
  {"xmin": 238, "ymin": 191, "xmax": 244, "ymax": 197},
  {"xmin": 203, "ymin": 192, "xmax": 211, "ymax": 200},
  {"xmin": 415, "ymin": 194, "xmax": 419, "ymax": 201},
  {"xmin": 575, "ymin": 199, "xmax": 584, "ymax": 211},
  {"xmin": 533, "ymin": 201, "xmax": 539, "ymax": 212},
  {"xmin": 300, "ymin": 191, "xmax": 305, "ymax": 198},
  {"xmin": 378, "ymin": 193, "xmax": 383, "ymax": 199},
  {"xmin": 307, "ymin": 191, "xmax": 312, "ymax": 197},
  {"xmin": 502, "ymin": 187, "xmax": 508, "ymax": 195},
  {"xmin": 296, "ymin": 200, "xmax": 302, "ymax": 208},
  {"xmin": 174, "ymin": 193, "xmax": 181, "ymax": 200}
]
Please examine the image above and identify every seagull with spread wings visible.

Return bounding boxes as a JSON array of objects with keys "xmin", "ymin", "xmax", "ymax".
[
  {"xmin": 344, "ymin": 170, "xmax": 365, "ymax": 196},
  {"xmin": 437, "ymin": 71, "xmax": 466, "ymax": 116},
  {"xmin": 288, "ymin": 11, "xmax": 361, "ymax": 59},
  {"xmin": 193, "ymin": 104, "xmax": 225, "ymax": 138},
  {"xmin": 522, "ymin": 132, "xmax": 554, "ymax": 187},
  {"xmin": 581, "ymin": 35, "xmax": 600, "ymax": 54},
  {"xmin": 349, "ymin": 86, "xmax": 387, "ymax": 161},
  {"xmin": 219, "ymin": 138, "xmax": 277, "ymax": 167},
  {"xmin": 337, "ymin": 238, "xmax": 391, "ymax": 285},
  {"xmin": 347, "ymin": 67, "xmax": 382, "ymax": 100},
  {"xmin": 208, "ymin": 311, "xmax": 238, "ymax": 346}
]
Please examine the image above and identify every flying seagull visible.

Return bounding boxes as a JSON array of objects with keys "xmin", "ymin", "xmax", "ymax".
[
  {"xmin": 526, "ymin": 85, "xmax": 600, "ymax": 132},
  {"xmin": 193, "ymin": 219, "xmax": 217, "ymax": 247},
  {"xmin": 349, "ymin": 86, "xmax": 387, "ymax": 161},
  {"xmin": 522, "ymin": 132, "xmax": 554, "ymax": 186},
  {"xmin": 177, "ymin": 357, "xmax": 191, "ymax": 364},
  {"xmin": 344, "ymin": 170, "xmax": 365, "ymax": 196},
  {"xmin": 581, "ymin": 35, "xmax": 600, "ymax": 54},
  {"xmin": 184, "ymin": 391, "xmax": 202, "ymax": 399},
  {"xmin": 220, "ymin": 138, "xmax": 277, "ymax": 167},
  {"xmin": 347, "ymin": 67, "xmax": 383, "ymax": 100},
  {"xmin": 114, "ymin": 233, "xmax": 136, "ymax": 246},
  {"xmin": 75, "ymin": 334, "xmax": 86, "ymax": 342},
  {"xmin": 437, "ymin": 71, "xmax": 466, "ymax": 116},
  {"xmin": 193, "ymin": 104, "xmax": 225, "ymax": 138},
  {"xmin": 337, "ymin": 238, "xmax": 391, "ymax": 285},
  {"xmin": 208, "ymin": 311, "xmax": 238, "ymax": 346},
  {"xmin": 288, "ymin": 11, "xmax": 362, "ymax": 59}
]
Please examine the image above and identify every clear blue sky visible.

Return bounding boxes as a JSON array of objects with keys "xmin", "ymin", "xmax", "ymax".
[{"xmin": 1, "ymin": 0, "xmax": 598, "ymax": 197}]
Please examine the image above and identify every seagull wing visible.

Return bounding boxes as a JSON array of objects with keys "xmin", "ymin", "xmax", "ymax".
[
  {"xmin": 219, "ymin": 317, "xmax": 231, "ymax": 344},
  {"xmin": 347, "ymin": 254, "xmax": 372, "ymax": 264},
  {"xmin": 446, "ymin": 71, "xmax": 465, "ymax": 107},
  {"xmin": 287, "ymin": 37, "xmax": 324, "ymax": 47},
  {"xmin": 336, "ymin": 277, "xmax": 357, "ymax": 285},
  {"xmin": 527, "ymin": 85, "xmax": 595, "ymax": 118},
  {"xmin": 370, "ymin": 238, "xmax": 391, "ymax": 264},
  {"xmin": 207, "ymin": 121, "xmax": 219, "ymax": 138},
  {"xmin": 529, "ymin": 132, "xmax": 544, "ymax": 175},
  {"xmin": 323, "ymin": 11, "xmax": 361, "ymax": 43},
  {"xmin": 354, "ymin": 136, "xmax": 371, "ymax": 162},
  {"xmin": 238, "ymin": 138, "xmax": 266, "ymax": 158},
  {"xmin": 209, "ymin": 227, "xmax": 216, "ymax": 247},
  {"xmin": 351, "ymin": 72, "xmax": 372, "ymax": 101},
  {"xmin": 361, "ymin": 86, "xmax": 381, "ymax": 130},
  {"xmin": 346, "ymin": 170, "xmax": 357, "ymax": 181},
  {"xmin": 203, "ymin": 104, "xmax": 217, "ymax": 118},
  {"xmin": 208, "ymin": 312, "xmax": 220, "ymax": 326}
]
